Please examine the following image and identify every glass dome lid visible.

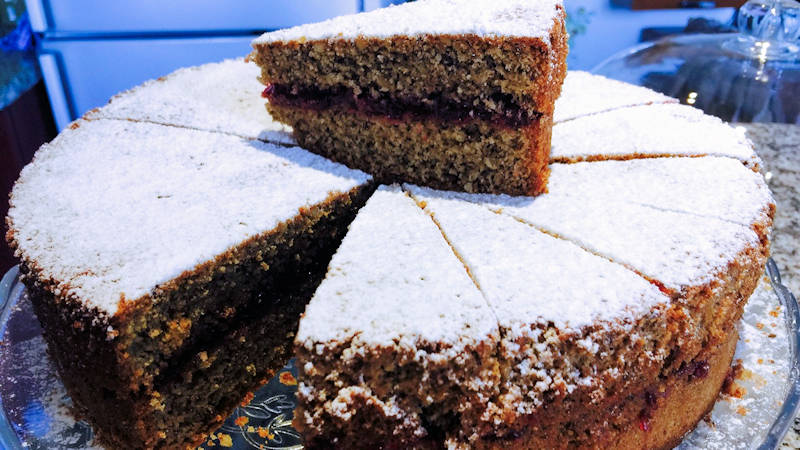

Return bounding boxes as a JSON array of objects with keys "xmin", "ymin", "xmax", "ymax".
[{"xmin": 593, "ymin": 0, "xmax": 800, "ymax": 124}]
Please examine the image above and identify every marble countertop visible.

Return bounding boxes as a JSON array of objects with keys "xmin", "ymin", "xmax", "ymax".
[{"xmin": 742, "ymin": 124, "xmax": 800, "ymax": 449}]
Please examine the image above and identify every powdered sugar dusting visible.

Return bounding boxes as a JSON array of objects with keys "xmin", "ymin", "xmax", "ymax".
[
  {"xmin": 85, "ymin": 59, "xmax": 295, "ymax": 145},
  {"xmin": 548, "ymin": 157, "xmax": 774, "ymax": 231},
  {"xmin": 406, "ymin": 185, "xmax": 669, "ymax": 331},
  {"xmin": 407, "ymin": 184, "xmax": 760, "ymax": 291},
  {"xmin": 551, "ymin": 103, "xmax": 758, "ymax": 166},
  {"xmin": 253, "ymin": 0, "xmax": 562, "ymax": 44},
  {"xmin": 553, "ymin": 71, "xmax": 676, "ymax": 123},
  {"xmin": 7, "ymin": 119, "xmax": 370, "ymax": 315},
  {"xmin": 296, "ymin": 186, "xmax": 497, "ymax": 351}
]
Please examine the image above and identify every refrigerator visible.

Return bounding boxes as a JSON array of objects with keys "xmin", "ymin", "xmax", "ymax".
[{"xmin": 25, "ymin": 1, "xmax": 398, "ymax": 131}]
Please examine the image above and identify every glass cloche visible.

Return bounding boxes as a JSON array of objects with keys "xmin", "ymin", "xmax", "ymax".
[{"xmin": 593, "ymin": 0, "xmax": 800, "ymax": 124}]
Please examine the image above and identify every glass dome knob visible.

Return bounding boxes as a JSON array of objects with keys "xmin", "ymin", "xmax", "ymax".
[{"xmin": 728, "ymin": 0, "xmax": 800, "ymax": 60}]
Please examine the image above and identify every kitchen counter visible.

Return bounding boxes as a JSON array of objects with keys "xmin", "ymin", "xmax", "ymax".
[{"xmin": 743, "ymin": 124, "xmax": 800, "ymax": 449}]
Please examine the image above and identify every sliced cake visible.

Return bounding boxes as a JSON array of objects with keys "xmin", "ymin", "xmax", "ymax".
[
  {"xmin": 250, "ymin": 0, "xmax": 568, "ymax": 195},
  {"xmin": 294, "ymin": 186, "xmax": 500, "ymax": 448},
  {"xmin": 5, "ymin": 119, "xmax": 373, "ymax": 449},
  {"xmin": 553, "ymin": 71, "xmax": 677, "ymax": 124},
  {"xmin": 406, "ymin": 185, "xmax": 768, "ymax": 448},
  {"xmin": 550, "ymin": 103, "xmax": 760, "ymax": 167},
  {"xmin": 85, "ymin": 58, "xmax": 295, "ymax": 145}
]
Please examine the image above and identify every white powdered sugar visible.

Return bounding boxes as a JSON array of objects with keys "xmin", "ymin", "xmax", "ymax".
[
  {"xmin": 7, "ymin": 119, "xmax": 370, "ymax": 315},
  {"xmin": 253, "ymin": 0, "xmax": 562, "ymax": 44},
  {"xmin": 85, "ymin": 59, "xmax": 295, "ymax": 145},
  {"xmin": 296, "ymin": 186, "xmax": 497, "ymax": 352},
  {"xmin": 417, "ymin": 184, "xmax": 761, "ymax": 291},
  {"xmin": 551, "ymin": 103, "xmax": 759, "ymax": 166},
  {"xmin": 553, "ymin": 71, "xmax": 677, "ymax": 123},
  {"xmin": 407, "ymin": 186, "xmax": 669, "ymax": 332},
  {"xmin": 548, "ymin": 157, "xmax": 774, "ymax": 231}
]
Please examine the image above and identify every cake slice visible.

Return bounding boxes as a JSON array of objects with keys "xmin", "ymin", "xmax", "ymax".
[
  {"xmin": 294, "ymin": 186, "xmax": 500, "ymax": 448},
  {"xmin": 553, "ymin": 71, "xmax": 677, "ymax": 124},
  {"xmin": 250, "ymin": 0, "xmax": 568, "ymax": 195},
  {"xmin": 550, "ymin": 103, "xmax": 760, "ymax": 167},
  {"xmin": 5, "ymin": 119, "xmax": 373, "ymax": 449},
  {"xmin": 85, "ymin": 58, "xmax": 295, "ymax": 145}
]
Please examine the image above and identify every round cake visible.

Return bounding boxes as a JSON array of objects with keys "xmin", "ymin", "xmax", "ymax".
[{"xmin": 5, "ymin": 59, "xmax": 774, "ymax": 449}]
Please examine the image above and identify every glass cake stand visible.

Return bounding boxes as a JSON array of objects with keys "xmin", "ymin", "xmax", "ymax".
[
  {"xmin": 593, "ymin": 0, "xmax": 800, "ymax": 124},
  {"xmin": 0, "ymin": 261, "xmax": 799, "ymax": 449}
]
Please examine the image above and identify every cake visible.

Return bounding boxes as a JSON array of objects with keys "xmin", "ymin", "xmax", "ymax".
[
  {"xmin": 5, "ymin": 119, "xmax": 373, "ymax": 448},
  {"xmin": 250, "ymin": 0, "xmax": 568, "ymax": 196},
  {"xmin": 5, "ymin": 57, "xmax": 774, "ymax": 448}
]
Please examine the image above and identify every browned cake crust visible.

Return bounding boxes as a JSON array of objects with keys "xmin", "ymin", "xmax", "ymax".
[
  {"xmin": 10, "ymin": 184, "xmax": 374, "ymax": 449},
  {"xmin": 483, "ymin": 326, "xmax": 740, "ymax": 450}
]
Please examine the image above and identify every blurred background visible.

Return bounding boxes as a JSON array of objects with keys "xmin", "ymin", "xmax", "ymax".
[{"xmin": 0, "ymin": 0, "xmax": 798, "ymax": 270}]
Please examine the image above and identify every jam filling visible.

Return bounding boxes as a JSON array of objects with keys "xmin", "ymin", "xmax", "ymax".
[{"xmin": 263, "ymin": 83, "xmax": 541, "ymax": 128}]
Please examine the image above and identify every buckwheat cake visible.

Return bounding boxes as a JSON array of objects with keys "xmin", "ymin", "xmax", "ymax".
[
  {"xmin": 250, "ymin": 0, "xmax": 568, "ymax": 195},
  {"xmin": 4, "ymin": 56, "xmax": 777, "ymax": 449},
  {"xmin": 5, "ymin": 119, "xmax": 373, "ymax": 449}
]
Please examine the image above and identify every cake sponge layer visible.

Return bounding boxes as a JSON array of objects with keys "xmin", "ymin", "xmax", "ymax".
[
  {"xmin": 252, "ymin": 0, "xmax": 568, "ymax": 117},
  {"xmin": 268, "ymin": 103, "xmax": 552, "ymax": 195}
]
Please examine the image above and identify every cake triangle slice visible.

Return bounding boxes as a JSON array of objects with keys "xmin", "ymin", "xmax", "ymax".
[
  {"xmin": 295, "ymin": 185, "xmax": 500, "ymax": 448},
  {"xmin": 85, "ymin": 59, "xmax": 295, "ymax": 145},
  {"xmin": 551, "ymin": 103, "xmax": 759, "ymax": 167},
  {"xmin": 6, "ymin": 118, "xmax": 372, "ymax": 449},
  {"xmin": 250, "ymin": 0, "xmax": 568, "ymax": 195},
  {"xmin": 407, "ymin": 186, "xmax": 681, "ymax": 446},
  {"xmin": 553, "ymin": 71, "xmax": 677, "ymax": 123}
]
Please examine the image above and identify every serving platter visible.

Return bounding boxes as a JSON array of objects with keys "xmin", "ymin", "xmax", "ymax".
[{"xmin": 0, "ymin": 260, "xmax": 798, "ymax": 449}]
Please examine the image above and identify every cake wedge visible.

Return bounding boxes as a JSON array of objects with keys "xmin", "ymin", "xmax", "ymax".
[
  {"xmin": 5, "ymin": 119, "xmax": 373, "ymax": 449},
  {"xmin": 294, "ymin": 186, "xmax": 500, "ymax": 448},
  {"xmin": 251, "ymin": 0, "xmax": 568, "ymax": 195}
]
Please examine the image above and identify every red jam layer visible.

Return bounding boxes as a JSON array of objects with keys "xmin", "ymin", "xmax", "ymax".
[{"xmin": 263, "ymin": 84, "xmax": 540, "ymax": 128}]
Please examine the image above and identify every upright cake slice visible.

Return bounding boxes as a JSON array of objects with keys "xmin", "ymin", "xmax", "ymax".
[
  {"xmin": 295, "ymin": 186, "xmax": 500, "ymax": 448},
  {"xmin": 251, "ymin": 0, "xmax": 568, "ymax": 195},
  {"xmin": 5, "ymin": 119, "xmax": 373, "ymax": 449}
]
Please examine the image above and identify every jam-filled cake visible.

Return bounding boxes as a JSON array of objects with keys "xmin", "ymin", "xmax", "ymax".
[
  {"xmin": 6, "ymin": 39, "xmax": 773, "ymax": 450},
  {"xmin": 250, "ymin": 0, "xmax": 568, "ymax": 196}
]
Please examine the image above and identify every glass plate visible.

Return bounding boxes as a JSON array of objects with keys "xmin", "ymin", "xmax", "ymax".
[{"xmin": 0, "ymin": 260, "xmax": 798, "ymax": 449}]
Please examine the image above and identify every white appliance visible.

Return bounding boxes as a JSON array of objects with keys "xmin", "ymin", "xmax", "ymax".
[{"xmin": 25, "ymin": 0, "xmax": 396, "ymax": 130}]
